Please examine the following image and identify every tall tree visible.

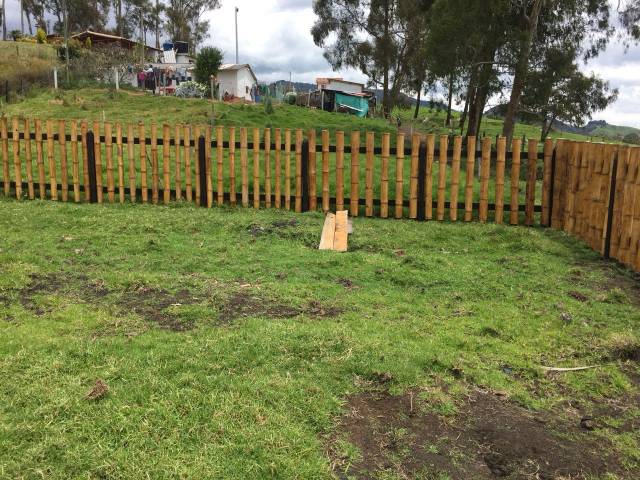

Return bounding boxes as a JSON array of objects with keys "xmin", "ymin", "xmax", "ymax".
[
  {"xmin": 164, "ymin": 0, "xmax": 221, "ymax": 52},
  {"xmin": 49, "ymin": 0, "xmax": 111, "ymax": 33},
  {"xmin": 312, "ymin": 0, "xmax": 433, "ymax": 117}
]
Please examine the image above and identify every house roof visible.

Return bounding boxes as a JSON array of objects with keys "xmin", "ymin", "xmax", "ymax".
[
  {"xmin": 71, "ymin": 30, "xmax": 162, "ymax": 52},
  {"xmin": 219, "ymin": 64, "xmax": 258, "ymax": 83},
  {"xmin": 316, "ymin": 77, "xmax": 364, "ymax": 88}
]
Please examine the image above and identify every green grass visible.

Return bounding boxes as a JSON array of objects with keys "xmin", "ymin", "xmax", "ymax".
[{"xmin": 0, "ymin": 198, "xmax": 639, "ymax": 478}]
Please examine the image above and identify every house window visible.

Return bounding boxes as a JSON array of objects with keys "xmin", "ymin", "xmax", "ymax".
[{"xmin": 246, "ymin": 86, "xmax": 249, "ymax": 94}]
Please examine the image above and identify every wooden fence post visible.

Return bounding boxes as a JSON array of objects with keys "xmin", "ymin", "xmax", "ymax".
[
  {"xmin": 198, "ymin": 135, "xmax": 207, "ymax": 207},
  {"xmin": 417, "ymin": 141, "xmax": 427, "ymax": 221},
  {"xmin": 301, "ymin": 139, "xmax": 310, "ymax": 212},
  {"xmin": 86, "ymin": 130, "xmax": 98, "ymax": 203},
  {"xmin": 603, "ymin": 149, "xmax": 619, "ymax": 260}
]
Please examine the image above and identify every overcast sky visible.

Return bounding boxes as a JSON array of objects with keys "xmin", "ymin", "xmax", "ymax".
[{"xmin": 4, "ymin": 0, "xmax": 640, "ymax": 127}]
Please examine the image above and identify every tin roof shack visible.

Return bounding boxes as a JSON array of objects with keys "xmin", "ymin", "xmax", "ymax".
[
  {"xmin": 313, "ymin": 77, "xmax": 375, "ymax": 118},
  {"xmin": 217, "ymin": 64, "xmax": 258, "ymax": 102},
  {"xmin": 72, "ymin": 30, "xmax": 162, "ymax": 60}
]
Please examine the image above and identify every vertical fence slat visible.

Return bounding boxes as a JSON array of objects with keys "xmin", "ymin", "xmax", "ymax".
[
  {"xmin": 116, "ymin": 123, "xmax": 125, "ymax": 203},
  {"xmin": 58, "ymin": 119, "xmax": 68, "ymax": 202},
  {"xmin": 564, "ymin": 141, "xmax": 580, "ymax": 234},
  {"xmin": 217, "ymin": 126, "xmax": 224, "ymax": 206},
  {"xmin": 380, "ymin": 133, "xmax": 390, "ymax": 219},
  {"xmin": 47, "ymin": 120, "xmax": 58, "ymax": 201},
  {"xmin": 24, "ymin": 118, "xmax": 34, "ymax": 200},
  {"xmin": 465, "ymin": 136, "xmax": 476, "ymax": 222},
  {"xmin": 479, "ymin": 137, "xmax": 491, "ymax": 223},
  {"xmin": 365, "ymin": 132, "xmax": 374, "ymax": 217},
  {"xmin": 510, "ymin": 139, "xmax": 522, "ymax": 225},
  {"xmin": 275, "ymin": 128, "xmax": 282, "ymax": 209},
  {"xmin": 93, "ymin": 122, "xmax": 102, "ymax": 203},
  {"xmin": 450, "ymin": 136, "xmax": 462, "ymax": 221},
  {"xmin": 184, "ymin": 125, "xmax": 192, "ymax": 203},
  {"xmin": 610, "ymin": 146, "xmax": 627, "ymax": 259},
  {"xmin": 151, "ymin": 123, "xmax": 160, "ymax": 204},
  {"xmin": 194, "ymin": 126, "xmax": 202, "ymax": 205},
  {"xmin": 70, "ymin": 121, "xmax": 80, "ymax": 202},
  {"xmin": 350, "ymin": 131, "xmax": 360, "ymax": 217},
  {"xmin": 437, "ymin": 135, "xmax": 448, "ymax": 221},
  {"xmin": 162, "ymin": 124, "xmax": 171, "ymax": 205},
  {"xmin": 629, "ymin": 149, "xmax": 640, "ymax": 270},
  {"xmin": 35, "ymin": 120, "xmax": 45, "ymax": 200},
  {"xmin": 336, "ymin": 131, "xmax": 345, "ymax": 211},
  {"xmin": 127, "ymin": 124, "xmax": 136, "ymax": 203},
  {"xmin": 265, "ymin": 128, "xmax": 272, "ymax": 209},
  {"xmin": 322, "ymin": 129, "xmax": 330, "ymax": 212},
  {"xmin": 284, "ymin": 129, "xmax": 291, "ymax": 211},
  {"xmin": 409, "ymin": 134, "xmax": 419, "ymax": 219},
  {"xmin": 81, "ymin": 121, "xmax": 89, "ymax": 202},
  {"xmin": 295, "ymin": 129, "xmax": 303, "ymax": 212},
  {"xmin": 1, "ymin": 117, "xmax": 8, "ymax": 196},
  {"xmin": 308, "ymin": 129, "xmax": 316, "ymax": 211},
  {"xmin": 175, "ymin": 125, "xmax": 182, "ymax": 201},
  {"xmin": 395, "ymin": 133, "xmax": 405, "ymax": 219},
  {"xmin": 229, "ymin": 127, "xmax": 236, "ymax": 206},
  {"xmin": 205, "ymin": 126, "xmax": 213, "ymax": 208},
  {"xmin": 104, "ymin": 122, "xmax": 115, "ymax": 203},
  {"xmin": 541, "ymin": 138, "xmax": 554, "ymax": 226},
  {"xmin": 619, "ymin": 147, "xmax": 635, "ymax": 265},
  {"xmin": 425, "ymin": 134, "xmax": 435, "ymax": 220},
  {"xmin": 139, "ymin": 123, "xmax": 148, "ymax": 204},
  {"xmin": 525, "ymin": 139, "xmax": 538, "ymax": 226},
  {"xmin": 495, "ymin": 136, "xmax": 506, "ymax": 224},
  {"xmin": 241, "ymin": 127, "xmax": 249, "ymax": 208},
  {"xmin": 12, "ymin": 118, "xmax": 21, "ymax": 200},
  {"xmin": 253, "ymin": 128, "xmax": 261, "ymax": 209}
]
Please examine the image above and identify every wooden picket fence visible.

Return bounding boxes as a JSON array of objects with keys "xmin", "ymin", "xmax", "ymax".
[{"xmin": 1, "ymin": 117, "xmax": 638, "ymax": 271}]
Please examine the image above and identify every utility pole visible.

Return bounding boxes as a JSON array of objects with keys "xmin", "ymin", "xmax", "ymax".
[
  {"xmin": 140, "ymin": 8, "xmax": 144, "ymax": 66},
  {"xmin": 235, "ymin": 6, "xmax": 239, "ymax": 64}
]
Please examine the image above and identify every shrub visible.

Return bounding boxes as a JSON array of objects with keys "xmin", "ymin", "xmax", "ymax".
[
  {"xmin": 10, "ymin": 30, "xmax": 22, "ymax": 41},
  {"xmin": 623, "ymin": 132, "xmax": 640, "ymax": 145},
  {"xmin": 264, "ymin": 96, "xmax": 274, "ymax": 115},
  {"xmin": 284, "ymin": 92, "xmax": 297, "ymax": 105},
  {"xmin": 36, "ymin": 28, "xmax": 47, "ymax": 44},
  {"xmin": 194, "ymin": 47, "xmax": 223, "ymax": 86},
  {"xmin": 175, "ymin": 81, "xmax": 207, "ymax": 99}
]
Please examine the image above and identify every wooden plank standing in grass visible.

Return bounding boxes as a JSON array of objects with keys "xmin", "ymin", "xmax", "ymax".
[
  {"xmin": 92, "ymin": 122, "xmax": 102, "ymax": 203},
  {"xmin": 126, "ymin": 124, "xmax": 136, "ymax": 203},
  {"xmin": 395, "ymin": 133, "xmax": 405, "ymax": 219},
  {"xmin": 525, "ymin": 139, "xmax": 538, "ymax": 226},
  {"xmin": 184, "ymin": 125, "xmax": 193, "ymax": 203},
  {"xmin": 253, "ymin": 128, "xmax": 261, "ymax": 209},
  {"xmin": 217, "ymin": 126, "xmax": 224, "ymax": 206},
  {"xmin": 479, "ymin": 137, "xmax": 491, "ymax": 222},
  {"xmin": 139, "ymin": 123, "xmax": 148, "ymax": 203},
  {"xmin": 365, "ymin": 131, "xmax": 375, "ymax": 217},
  {"xmin": 510, "ymin": 139, "xmax": 522, "ymax": 225},
  {"xmin": 308, "ymin": 129, "xmax": 317, "ymax": 211},
  {"xmin": 166, "ymin": 123, "xmax": 176, "ymax": 204},
  {"xmin": 264, "ymin": 128, "xmax": 272, "ymax": 208},
  {"xmin": 437, "ymin": 135, "xmax": 448, "ymax": 221},
  {"xmin": 380, "ymin": 133, "xmax": 390, "ymax": 218},
  {"xmin": 104, "ymin": 122, "xmax": 115, "ymax": 203},
  {"xmin": 350, "ymin": 131, "xmax": 360, "ymax": 217},
  {"xmin": 194, "ymin": 125, "xmax": 201, "ymax": 205},
  {"xmin": 81, "ymin": 121, "xmax": 89, "ymax": 202},
  {"xmin": 409, "ymin": 133, "xmax": 420, "ymax": 219},
  {"xmin": 241, "ymin": 127, "xmax": 249, "ymax": 207},
  {"xmin": 449, "ymin": 136, "xmax": 462, "ymax": 221},
  {"xmin": 47, "ymin": 120, "xmax": 58, "ymax": 201},
  {"xmin": 71, "ymin": 121, "xmax": 80, "ymax": 202},
  {"xmin": 494, "ymin": 136, "xmax": 506, "ymax": 224},
  {"xmin": 275, "ymin": 128, "xmax": 282, "ymax": 209},
  {"xmin": 284, "ymin": 129, "xmax": 291, "ymax": 210},
  {"xmin": 425, "ymin": 134, "xmax": 435, "ymax": 219},
  {"xmin": 464, "ymin": 136, "xmax": 476, "ymax": 222},
  {"xmin": 335, "ymin": 131, "xmax": 345, "ymax": 212},
  {"xmin": 35, "ymin": 120, "xmax": 45, "ymax": 200},
  {"xmin": 1, "ymin": 117, "xmax": 8, "ymax": 196},
  {"xmin": 116, "ymin": 123, "xmax": 125, "ymax": 203},
  {"xmin": 12, "ymin": 118, "xmax": 22, "ymax": 200},
  {"xmin": 24, "ymin": 118, "xmax": 35, "ymax": 200},
  {"xmin": 175, "ymin": 125, "xmax": 182, "ymax": 201},
  {"xmin": 541, "ymin": 138, "xmax": 554, "ymax": 226},
  {"xmin": 229, "ymin": 127, "xmax": 236, "ymax": 206},
  {"xmin": 322, "ymin": 129, "xmax": 330, "ymax": 212},
  {"xmin": 58, "ymin": 120, "xmax": 68, "ymax": 201},
  {"xmin": 205, "ymin": 126, "xmax": 213, "ymax": 208}
]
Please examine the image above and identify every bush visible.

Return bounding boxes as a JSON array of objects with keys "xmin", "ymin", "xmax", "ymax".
[
  {"xmin": 36, "ymin": 28, "xmax": 47, "ymax": 44},
  {"xmin": 10, "ymin": 30, "xmax": 22, "ymax": 41},
  {"xmin": 175, "ymin": 81, "xmax": 207, "ymax": 99},
  {"xmin": 194, "ymin": 47, "xmax": 223, "ymax": 86},
  {"xmin": 284, "ymin": 92, "xmax": 297, "ymax": 105},
  {"xmin": 623, "ymin": 132, "xmax": 640, "ymax": 145},
  {"xmin": 264, "ymin": 96, "xmax": 274, "ymax": 115}
]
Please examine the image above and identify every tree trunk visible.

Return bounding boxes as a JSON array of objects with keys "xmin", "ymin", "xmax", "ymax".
[
  {"xmin": 2, "ymin": 0, "xmax": 6, "ymax": 41},
  {"xmin": 117, "ymin": 0, "xmax": 123, "ymax": 38},
  {"xmin": 382, "ymin": 0, "xmax": 391, "ymax": 117},
  {"xmin": 155, "ymin": 0, "xmax": 160, "ymax": 49},
  {"xmin": 414, "ymin": 88, "xmax": 421, "ymax": 119},
  {"xmin": 20, "ymin": 0, "xmax": 24, "ymax": 34},
  {"xmin": 445, "ymin": 75, "xmax": 454, "ymax": 127},
  {"xmin": 27, "ymin": 12, "xmax": 33, "ymax": 35},
  {"xmin": 502, "ymin": 0, "xmax": 544, "ymax": 145}
]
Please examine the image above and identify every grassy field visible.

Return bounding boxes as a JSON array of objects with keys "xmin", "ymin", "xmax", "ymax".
[{"xmin": 1, "ymin": 198, "xmax": 639, "ymax": 479}]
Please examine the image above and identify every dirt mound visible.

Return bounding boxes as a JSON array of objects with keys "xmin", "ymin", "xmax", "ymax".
[{"xmin": 328, "ymin": 389, "xmax": 631, "ymax": 479}]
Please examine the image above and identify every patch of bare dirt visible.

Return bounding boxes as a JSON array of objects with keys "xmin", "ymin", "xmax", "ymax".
[
  {"xmin": 85, "ymin": 379, "xmax": 109, "ymax": 401},
  {"xmin": 328, "ymin": 389, "xmax": 633, "ymax": 480},
  {"xmin": 569, "ymin": 263, "xmax": 640, "ymax": 307},
  {"xmin": 116, "ymin": 284, "xmax": 199, "ymax": 332},
  {"xmin": 218, "ymin": 291, "xmax": 343, "ymax": 323}
]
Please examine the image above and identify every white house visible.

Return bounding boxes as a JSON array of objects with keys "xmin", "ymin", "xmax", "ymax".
[
  {"xmin": 316, "ymin": 77, "xmax": 364, "ymax": 95},
  {"xmin": 217, "ymin": 64, "xmax": 258, "ymax": 101}
]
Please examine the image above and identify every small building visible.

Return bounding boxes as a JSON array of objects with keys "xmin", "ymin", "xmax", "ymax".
[
  {"xmin": 217, "ymin": 64, "xmax": 258, "ymax": 101},
  {"xmin": 71, "ymin": 30, "xmax": 162, "ymax": 60},
  {"xmin": 316, "ymin": 77, "xmax": 364, "ymax": 95}
]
